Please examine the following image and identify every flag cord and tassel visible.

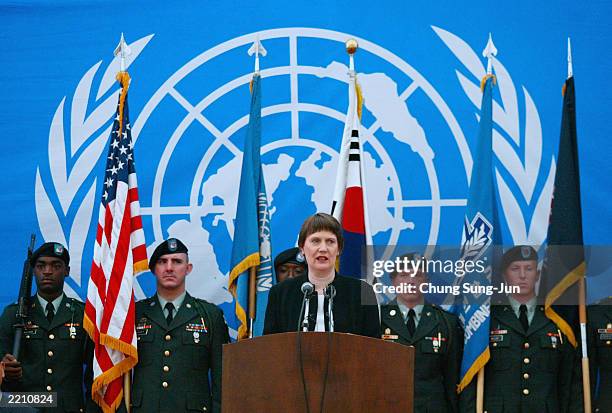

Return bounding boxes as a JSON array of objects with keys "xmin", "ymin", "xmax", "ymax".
[{"xmin": 116, "ymin": 71, "xmax": 130, "ymax": 134}]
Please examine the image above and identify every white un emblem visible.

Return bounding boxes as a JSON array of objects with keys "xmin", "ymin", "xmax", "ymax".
[
  {"xmin": 130, "ymin": 28, "xmax": 473, "ymax": 306},
  {"xmin": 35, "ymin": 26, "xmax": 557, "ymax": 325}
]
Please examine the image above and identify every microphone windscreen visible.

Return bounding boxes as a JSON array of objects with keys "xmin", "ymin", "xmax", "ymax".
[{"xmin": 301, "ymin": 282, "xmax": 314, "ymax": 295}]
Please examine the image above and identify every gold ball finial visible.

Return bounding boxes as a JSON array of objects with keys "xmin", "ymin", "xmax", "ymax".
[{"xmin": 345, "ymin": 39, "xmax": 358, "ymax": 55}]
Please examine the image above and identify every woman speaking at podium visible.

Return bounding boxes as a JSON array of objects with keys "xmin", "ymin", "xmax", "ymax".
[{"xmin": 263, "ymin": 213, "xmax": 379, "ymax": 337}]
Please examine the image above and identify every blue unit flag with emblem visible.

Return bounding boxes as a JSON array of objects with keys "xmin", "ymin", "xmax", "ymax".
[
  {"xmin": 456, "ymin": 74, "xmax": 502, "ymax": 392},
  {"xmin": 228, "ymin": 74, "xmax": 275, "ymax": 340}
]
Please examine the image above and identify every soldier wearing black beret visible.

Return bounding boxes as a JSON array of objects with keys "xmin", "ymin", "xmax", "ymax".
[
  {"xmin": 460, "ymin": 245, "xmax": 583, "ymax": 412},
  {"xmin": 128, "ymin": 238, "xmax": 229, "ymax": 413},
  {"xmin": 273, "ymin": 247, "xmax": 306, "ymax": 283},
  {"xmin": 0, "ymin": 242, "xmax": 96, "ymax": 412},
  {"xmin": 380, "ymin": 252, "xmax": 463, "ymax": 413}
]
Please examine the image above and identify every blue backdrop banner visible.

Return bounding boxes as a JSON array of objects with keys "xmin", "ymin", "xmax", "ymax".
[{"xmin": 1, "ymin": 0, "xmax": 611, "ymax": 337}]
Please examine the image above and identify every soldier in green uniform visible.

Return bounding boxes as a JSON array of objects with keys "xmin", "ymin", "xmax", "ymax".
[
  {"xmin": 129, "ymin": 238, "xmax": 229, "ymax": 413},
  {"xmin": 380, "ymin": 253, "xmax": 462, "ymax": 413},
  {"xmin": 588, "ymin": 296, "xmax": 612, "ymax": 413},
  {"xmin": 460, "ymin": 246, "xmax": 582, "ymax": 413},
  {"xmin": 0, "ymin": 242, "xmax": 95, "ymax": 412}
]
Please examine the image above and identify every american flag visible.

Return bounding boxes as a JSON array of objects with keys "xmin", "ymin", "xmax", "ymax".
[{"xmin": 84, "ymin": 72, "xmax": 148, "ymax": 413}]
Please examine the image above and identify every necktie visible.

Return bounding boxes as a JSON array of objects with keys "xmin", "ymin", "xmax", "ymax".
[
  {"xmin": 519, "ymin": 304, "xmax": 529, "ymax": 332},
  {"xmin": 46, "ymin": 302, "xmax": 55, "ymax": 324},
  {"xmin": 165, "ymin": 302, "xmax": 175, "ymax": 325},
  {"xmin": 407, "ymin": 309, "xmax": 416, "ymax": 336}
]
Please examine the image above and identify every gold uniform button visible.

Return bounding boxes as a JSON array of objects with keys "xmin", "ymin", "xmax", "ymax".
[
  {"xmin": 523, "ymin": 357, "xmax": 530, "ymax": 364},
  {"xmin": 163, "ymin": 365, "xmax": 170, "ymax": 372},
  {"xmin": 46, "ymin": 385, "xmax": 52, "ymax": 391},
  {"xmin": 492, "ymin": 342, "xmax": 497, "ymax": 347},
  {"xmin": 48, "ymin": 351, "xmax": 54, "ymax": 357},
  {"xmin": 523, "ymin": 342, "xmax": 529, "ymax": 349},
  {"xmin": 47, "ymin": 368, "xmax": 53, "ymax": 374},
  {"xmin": 49, "ymin": 334, "xmax": 55, "ymax": 340},
  {"xmin": 162, "ymin": 381, "xmax": 168, "ymax": 388},
  {"xmin": 203, "ymin": 408, "xmax": 207, "ymax": 412},
  {"xmin": 164, "ymin": 350, "xmax": 171, "ymax": 357},
  {"xmin": 165, "ymin": 334, "xmax": 171, "ymax": 341},
  {"xmin": 523, "ymin": 373, "xmax": 529, "ymax": 380},
  {"xmin": 523, "ymin": 389, "xmax": 529, "ymax": 395},
  {"xmin": 606, "ymin": 340, "xmax": 611, "ymax": 346}
]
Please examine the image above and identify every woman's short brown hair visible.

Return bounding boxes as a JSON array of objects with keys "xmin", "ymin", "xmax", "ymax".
[{"xmin": 297, "ymin": 213, "xmax": 344, "ymax": 252}]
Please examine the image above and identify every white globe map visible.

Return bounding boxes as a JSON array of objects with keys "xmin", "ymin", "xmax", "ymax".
[
  {"xmin": 34, "ymin": 22, "xmax": 561, "ymax": 331},
  {"xmin": 131, "ymin": 28, "xmax": 472, "ymax": 309}
]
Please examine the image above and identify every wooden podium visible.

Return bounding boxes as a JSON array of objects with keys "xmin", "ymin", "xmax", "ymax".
[{"xmin": 222, "ymin": 332, "xmax": 414, "ymax": 412}]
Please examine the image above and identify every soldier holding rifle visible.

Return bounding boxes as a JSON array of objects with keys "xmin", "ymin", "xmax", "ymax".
[{"xmin": 0, "ymin": 241, "xmax": 96, "ymax": 413}]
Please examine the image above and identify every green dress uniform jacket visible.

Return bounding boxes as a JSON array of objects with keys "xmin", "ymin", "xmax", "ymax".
[
  {"xmin": 380, "ymin": 301, "xmax": 462, "ymax": 413},
  {"xmin": 0, "ymin": 295, "xmax": 94, "ymax": 413},
  {"xmin": 129, "ymin": 293, "xmax": 229, "ymax": 413},
  {"xmin": 460, "ymin": 304, "xmax": 583, "ymax": 413},
  {"xmin": 587, "ymin": 301, "xmax": 612, "ymax": 413}
]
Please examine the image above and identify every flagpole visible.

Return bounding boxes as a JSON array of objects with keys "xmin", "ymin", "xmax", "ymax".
[
  {"xmin": 346, "ymin": 38, "xmax": 375, "ymax": 286},
  {"xmin": 246, "ymin": 37, "xmax": 267, "ymax": 339},
  {"xmin": 567, "ymin": 37, "xmax": 573, "ymax": 79},
  {"xmin": 475, "ymin": 33, "xmax": 497, "ymax": 413},
  {"xmin": 248, "ymin": 267, "xmax": 257, "ymax": 338},
  {"xmin": 579, "ymin": 277, "xmax": 592, "ymax": 412},
  {"xmin": 115, "ymin": 33, "xmax": 133, "ymax": 413},
  {"xmin": 568, "ymin": 37, "xmax": 592, "ymax": 413}
]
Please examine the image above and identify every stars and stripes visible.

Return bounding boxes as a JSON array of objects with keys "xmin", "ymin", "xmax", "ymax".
[{"xmin": 84, "ymin": 72, "xmax": 148, "ymax": 413}]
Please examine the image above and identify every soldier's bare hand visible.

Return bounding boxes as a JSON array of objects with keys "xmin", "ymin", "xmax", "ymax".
[{"xmin": 1, "ymin": 353, "xmax": 22, "ymax": 380}]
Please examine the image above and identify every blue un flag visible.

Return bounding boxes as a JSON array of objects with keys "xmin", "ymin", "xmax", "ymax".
[{"xmin": 228, "ymin": 74, "xmax": 274, "ymax": 339}]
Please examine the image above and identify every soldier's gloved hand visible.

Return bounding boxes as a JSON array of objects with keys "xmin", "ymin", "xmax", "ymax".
[{"xmin": 1, "ymin": 353, "xmax": 22, "ymax": 381}]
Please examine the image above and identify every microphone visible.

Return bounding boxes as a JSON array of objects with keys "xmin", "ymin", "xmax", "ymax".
[
  {"xmin": 301, "ymin": 281, "xmax": 314, "ymax": 296},
  {"xmin": 325, "ymin": 285, "xmax": 336, "ymax": 332},
  {"xmin": 298, "ymin": 282, "xmax": 314, "ymax": 332}
]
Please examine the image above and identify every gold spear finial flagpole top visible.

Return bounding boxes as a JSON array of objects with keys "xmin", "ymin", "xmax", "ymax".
[
  {"xmin": 346, "ymin": 39, "xmax": 358, "ymax": 72},
  {"xmin": 345, "ymin": 38, "xmax": 358, "ymax": 55}
]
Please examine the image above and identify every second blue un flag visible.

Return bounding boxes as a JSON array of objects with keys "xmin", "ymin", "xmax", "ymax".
[{"xmin": 228, "ymin": 74, "xmax": 274, "ymax": 340}]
